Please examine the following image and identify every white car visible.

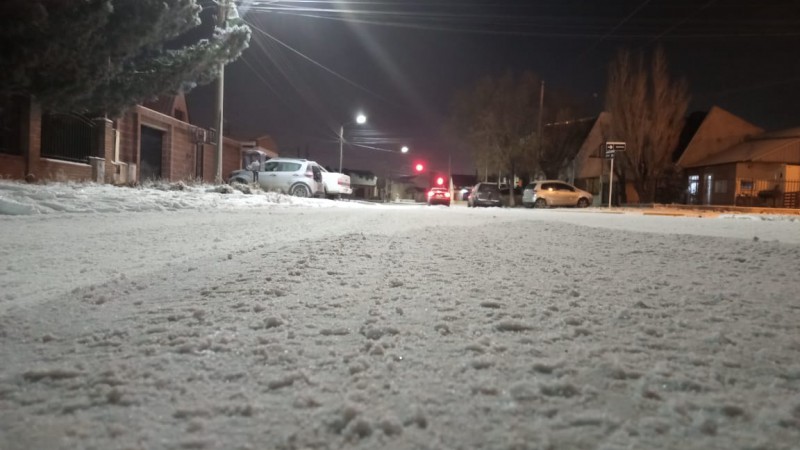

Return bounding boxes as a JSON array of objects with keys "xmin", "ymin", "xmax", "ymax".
[
  {"xmin": 228, "ymin": 158, "xmax": 324, "ymax": 198},
  {"xmin": 522, "ymin": 180, "xmax": 593, "ymax": 208},
  {"xmin": 317, "ymin": 166, "xmax": 352, "ymax": 199}
]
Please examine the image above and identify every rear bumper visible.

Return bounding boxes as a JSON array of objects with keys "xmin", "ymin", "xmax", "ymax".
[{"xmin": 428, "ymin": 199, "xmax": 451, "ymax": 206}]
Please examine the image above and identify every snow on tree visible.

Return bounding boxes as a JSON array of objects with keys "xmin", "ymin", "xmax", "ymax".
[{"xmin": 0, "ymin": 0, "xmax": 250, "ymax": 116}]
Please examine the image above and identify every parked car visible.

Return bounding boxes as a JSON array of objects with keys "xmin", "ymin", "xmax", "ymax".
[
  {"xmin": 522, "ymin": 180, "xmax": 592, "ymax": 208},
  {"xmin": 467, "ymin": 182, "xmax": 503, "ymax": 207},
  {"xmin": 228, "ymin": 158, "xmax": 324, "ymax": 197},
  {"xmin": 317, "ymin": 166, "xmax": 352, "ymax": 199},
  {"xmin": 426, "ymin": 187, "xmax": 451, "ymax": 206}
]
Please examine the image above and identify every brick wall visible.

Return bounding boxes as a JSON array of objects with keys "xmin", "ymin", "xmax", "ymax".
[
  {"xmin": 0, "ymin": 154, "xmax": 25, "ymax": 179},
  {"xmin": 200, "ymin": 137, "xmax": 242, "ymax": 183},
  {"xmin": 4, "ymin": 98, "xmax": 255, "ymax": 185}
]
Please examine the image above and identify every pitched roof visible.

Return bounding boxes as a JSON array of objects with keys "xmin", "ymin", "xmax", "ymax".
[
  {"xmin": 142, "ymin": 96, "xmax": 175, "ymax": 116},
  {"xmin": 685, "ymin": 128, "xmax": 800, "ymax": 167},
  {"xmin": 574, "ymin": 113, "xmax": 610, "ymax": 179},
  {"xmin": 676, "ymin": 106, "xmax": 763, "ymax": 168}
]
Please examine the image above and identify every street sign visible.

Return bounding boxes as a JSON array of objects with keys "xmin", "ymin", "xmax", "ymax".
[{"xmin": 604, "ymin": 141, "xmax": 626, "ymax": 159}]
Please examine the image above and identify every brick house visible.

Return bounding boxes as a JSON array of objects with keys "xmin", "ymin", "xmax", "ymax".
[{"xmin": 0, "ymin": 94, "xmax": 275, "ymax": 184}]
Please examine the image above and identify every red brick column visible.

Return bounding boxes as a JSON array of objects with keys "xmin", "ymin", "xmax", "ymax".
[
  {"xmin": 92, "ymin": 117, "xmax": 114, "ymax": 183},
  {"xmin": 25, "ymin": 100, "xmax": 42, "ymax": 182}
]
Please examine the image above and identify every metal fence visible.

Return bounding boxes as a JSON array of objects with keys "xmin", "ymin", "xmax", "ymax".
[
  {"xmin": 40, "ymin": 112, "xmax": 98, "ymax": 163},
  {"xmin": 735, "ymin": 178, "xmax": 800, "ymax": 208}
]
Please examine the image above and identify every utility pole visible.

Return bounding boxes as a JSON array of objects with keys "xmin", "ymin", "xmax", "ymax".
[
  {"xmin": 213, "ymin": 0, "xmax": 229, "ymax": 184},
  {"xmin": 536, "ymin": 79, "xmax": 545, "ymax": 175}
]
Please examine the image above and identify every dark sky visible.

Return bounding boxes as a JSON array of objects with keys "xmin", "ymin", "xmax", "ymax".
[{"xmin": 187, "ymin": 0, "xmax": 800, "ymax": 176}]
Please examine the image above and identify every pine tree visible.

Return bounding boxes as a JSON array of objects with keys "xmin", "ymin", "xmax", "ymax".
[{"xmin": 0, "ymin": 0, "xmax": 250, "ymax": 116}]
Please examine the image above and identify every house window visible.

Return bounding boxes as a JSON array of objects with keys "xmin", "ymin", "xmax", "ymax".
[
  {"xmin": 0, "ymin": 95, "xmax": 23, "ymax": 155},
  {"xmin": 688, "ymin": 175, "xmax": 700, "ymax": 195},
  {"xmin": 714, "ymin": 180, "xmax": 728, "ymax": 194},
  {"xmin": 740, "ymin": 180, "xmax": 754, "ymax": 192}
]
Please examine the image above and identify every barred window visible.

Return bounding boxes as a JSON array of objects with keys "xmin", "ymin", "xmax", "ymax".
[{"xmin": 40, "ymin": 112, "xmax": 97, "ymax": 163}]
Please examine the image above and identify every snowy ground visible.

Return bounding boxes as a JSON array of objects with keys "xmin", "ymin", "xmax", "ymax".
[{"xmin": 1, "ymin": 180, "xmax": 799, "ymax": 450}]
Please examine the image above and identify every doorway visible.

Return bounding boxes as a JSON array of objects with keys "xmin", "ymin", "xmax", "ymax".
[{"xmin": 140, "ymin": 126, "xmax": 164, "ymax": 180}]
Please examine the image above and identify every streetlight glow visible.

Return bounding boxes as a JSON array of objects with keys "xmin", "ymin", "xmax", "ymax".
[
  {"xmin": 339, "ymin": 113, "xmax": 367, "ymax": 172},
  {"xmin": 401, "ymin": 146, "xmax": 409, "ymax": 153}
]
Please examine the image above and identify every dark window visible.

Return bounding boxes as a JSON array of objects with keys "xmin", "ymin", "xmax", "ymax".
[
  {"xmin": 278, "ymin": 162, "xmax": 302, "ymax": 172},
  {"xmin": 0, "ymin": 95, "xmax": 23, "ymax": 155},
  {"xmin": 555, "ymin": 183, "xmax": 575, "ymax": 192}
]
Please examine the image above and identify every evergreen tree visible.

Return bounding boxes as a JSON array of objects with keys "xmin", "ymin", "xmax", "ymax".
[{"xmin": 0, "ymin": 0, "xmax": 250, "ymax": 116}]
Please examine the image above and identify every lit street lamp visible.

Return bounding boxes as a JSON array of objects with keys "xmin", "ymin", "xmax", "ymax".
[
  {"xmin": 339, "ymin": 113, "xmax": 367, "ymax": 172},
  {"xmin": 401, "ymin": 146, "xmax": 409, "ymax": 154}
]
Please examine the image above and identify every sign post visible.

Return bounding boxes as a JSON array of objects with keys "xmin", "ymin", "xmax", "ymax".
[{"xmin": 604, "ymin": 142, "xmax": 626, "ymax": 208}]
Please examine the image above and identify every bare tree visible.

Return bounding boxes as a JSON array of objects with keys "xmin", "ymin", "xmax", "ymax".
[
  {"xmin": 539, "ymin": 108, "xmax": 594, "ymax": 180},
  {"xmin": 448, "ymin": 71, "xmax": 541, "ymax": 206},
  {"xmin": 605, "ymin": 47, "xmax": 689, "ymax": 203}
]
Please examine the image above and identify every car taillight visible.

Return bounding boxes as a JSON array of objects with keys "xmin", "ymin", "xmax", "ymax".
[
  {"xmin": 305, "ymin": 170, "xmax": 313, "ymax": 178},
  {"xmin": 445, "ymin": 192, "xmax": 451, "ymax": 198}
]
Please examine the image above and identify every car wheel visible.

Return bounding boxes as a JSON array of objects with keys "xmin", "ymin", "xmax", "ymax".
[
  {"xmin": 534, "ymin": 198, "xmax": 547, "ymax": 208},
  {"xmin": 289, "ymin": 183, "xmax": 312, "ymax": 197},
  {"xmin": 577, "ymin": 197, "xmax": 589, "ymax": 208}
]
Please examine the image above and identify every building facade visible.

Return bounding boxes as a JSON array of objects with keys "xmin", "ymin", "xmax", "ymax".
[{"xmin": 0, "ymin": 95, "xmax": 273, "ymax": 185}]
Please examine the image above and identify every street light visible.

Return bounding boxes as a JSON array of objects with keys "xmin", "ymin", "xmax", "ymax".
[
  {"xmin": 339, "ymin": 113, "xmax": 367, "ymax": 172},
  {"xmin": 401, "ymin": 146, "xmax": 409, "ymax": 154}
]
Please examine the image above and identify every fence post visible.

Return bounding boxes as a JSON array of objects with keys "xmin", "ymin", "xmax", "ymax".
[
  {"xmin": 89, "ymin": 157, "xmax": 105, "ymax": 183},
  {"xmin": 92, "ymin": 117, "xmax": 114, "ymax": 183}
]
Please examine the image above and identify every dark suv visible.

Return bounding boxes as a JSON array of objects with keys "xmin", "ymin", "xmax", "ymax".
[{"xmin": 467, "ymin": 182, "xmax": 503, "ymax": 207}]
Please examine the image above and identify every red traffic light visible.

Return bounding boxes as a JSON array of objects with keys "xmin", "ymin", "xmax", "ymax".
[
  {"xmin": 414, "ymin": 163, "xmax": 425, "ymax": 172},
  {"xmin": 435, "ymin": 176, "xmax": 444, "ymax": 186}
]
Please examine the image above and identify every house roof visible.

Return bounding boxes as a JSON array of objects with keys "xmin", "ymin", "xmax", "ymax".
[
  {"xmin": 451, "ymin": 173, "xmax": 477, "ymax": 187},
  {"xmin": 676, "ymin": 106, "xmax": 763, "ymax": 168},
  {"xmin": 142, "ymin": 96, "xmax": 175, "ymax": 116},
  {"xmin": 574, "ymin": 113, "xmax": 609, "ymax": 179},
  {"xmin": 685, "ymin": 127, "xmax": 800, "ymax": 168}
]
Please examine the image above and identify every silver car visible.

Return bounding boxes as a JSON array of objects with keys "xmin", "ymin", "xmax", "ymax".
[
  {"xmin": 228, "ymin": 158, "xmax": 324, "ymax": 197},
  {"xmin": 522, "ymin": 180, "xmax": 593, "ymax": 208}
]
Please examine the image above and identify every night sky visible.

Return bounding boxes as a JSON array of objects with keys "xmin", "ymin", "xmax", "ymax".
[{"xmin": 187, "ymin": 0, "xmax": 800, "ymax": 176}]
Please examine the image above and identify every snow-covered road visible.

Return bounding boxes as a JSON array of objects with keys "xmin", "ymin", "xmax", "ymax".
[{"xmin": 1, "ymin": 182, "xmax": 799, "ymax": 450}]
